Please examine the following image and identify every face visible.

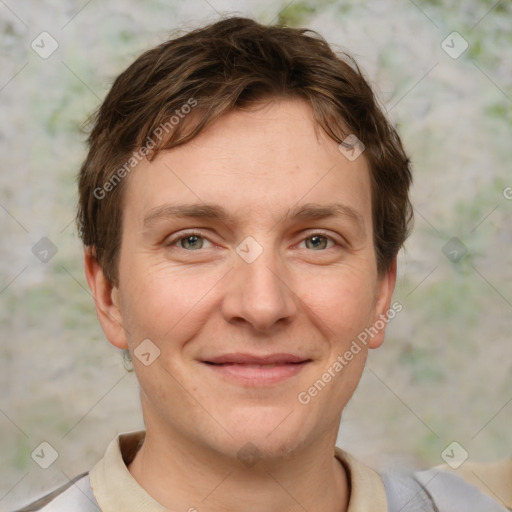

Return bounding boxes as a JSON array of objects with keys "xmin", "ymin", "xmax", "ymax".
[{"xmin": 87, "ymin": 98, "xmax": 396, "ymax": 461}]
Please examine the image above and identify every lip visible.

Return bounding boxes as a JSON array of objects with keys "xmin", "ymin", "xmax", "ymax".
[{"xmin": 202, "ymin": 353, "xmax": 311, "ymax": 386}]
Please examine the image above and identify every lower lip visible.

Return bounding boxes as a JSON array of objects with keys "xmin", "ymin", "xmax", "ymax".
[{"xmin": 203, "ymin": 362, "xmax": 310, "ymax": 386}]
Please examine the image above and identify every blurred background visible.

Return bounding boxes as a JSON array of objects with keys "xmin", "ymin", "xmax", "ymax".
[{"xmin": 1, "ymin": 0, "xmax": 511, "ymax": 509}]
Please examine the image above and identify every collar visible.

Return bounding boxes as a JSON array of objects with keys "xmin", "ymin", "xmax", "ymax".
[{"xmin": 90, "ymin": 431, "xmax": 388, "ymax": 512}]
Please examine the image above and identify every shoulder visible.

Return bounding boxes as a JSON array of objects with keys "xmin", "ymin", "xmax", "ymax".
[
  {"xmin": 12, "ymin": 473, "xmax": 100, "ymax": 512},
  {"xmin": 438, "ymin": 457, "xmax": 512, "ymax": 509},
  {"xmin": 381, "ymin": 458, "xmax": 512, "ymax": 512},
  {"xmin": 336, "ymin": 446, "xmax": 512, "ymax": 511}
]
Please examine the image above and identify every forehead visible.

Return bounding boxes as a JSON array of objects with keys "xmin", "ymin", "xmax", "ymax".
[{"xmin": 123, "ymin": 98, "xmax": 372, "ymax": 228}]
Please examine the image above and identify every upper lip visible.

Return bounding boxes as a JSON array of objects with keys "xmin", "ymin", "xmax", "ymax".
[{"xmin": 204, "ymin": 353, "xmax": 310, "ymax": 365}]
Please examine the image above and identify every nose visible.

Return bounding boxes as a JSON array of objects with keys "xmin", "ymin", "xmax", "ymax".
[{"xmin": 221, "ymin": 243, "xmax": 297, "ymax": 333}]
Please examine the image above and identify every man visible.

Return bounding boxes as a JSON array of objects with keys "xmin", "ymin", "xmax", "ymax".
[{"xmin": 16, "ymin": 16, "xmax": 511, "ymax": 512}]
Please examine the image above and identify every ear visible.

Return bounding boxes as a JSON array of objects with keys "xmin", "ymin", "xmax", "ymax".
[
  {"xmin": 84, "ymin": 247, "xmax": 128, "ymax": 350},
  {"xmin": 368, "ymin": 257, "xmax": 398, "ymax": 349}
]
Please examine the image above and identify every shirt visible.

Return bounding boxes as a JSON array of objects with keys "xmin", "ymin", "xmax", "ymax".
[{"xmin": 14, "ymin": 430, "xmax": 512, "ymax": 511}]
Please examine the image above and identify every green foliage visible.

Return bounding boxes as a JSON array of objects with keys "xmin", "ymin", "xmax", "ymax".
[
  {"xmin": 417, "ymin": 431, "xmax": 442, "ymax": 462},
  {"xmin": 399, "ymin": 344, "xmax": 445, "ymax": 384},
  {"xmin": 409, "ymin": 278, "xmax": 479, "ymax": 331},
  {"xmin": 14, "ymin": 436, "xmax": 31, "ymax": 471},
  {"xmin": 485, "ymin": 102, "xmax": 511, "ymax": 122},
  {"xmin": 277, "ymin": 0, "xmax": 341, "ymax": 26},
  {"xmin": 278, "ymin": 1, "xmax": 317, "ymax": 26},
  {"xmin": 467, "ymin": 38, "xmax": 483, "ymax": 60}
]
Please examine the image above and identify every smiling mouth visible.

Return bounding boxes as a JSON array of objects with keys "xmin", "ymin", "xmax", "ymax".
[
  {"xmin": 204, "ymin": 352, "xmax": 310, "ymax": 365},
  {"xmin": 206, "ymin": 362, "xmax": 302, "ymax": 369},
  {"xmin": 202, "ymin": 353, "xmax": 312, "ymax": 385}
]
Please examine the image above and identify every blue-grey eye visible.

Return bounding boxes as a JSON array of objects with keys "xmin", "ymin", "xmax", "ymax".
[
  {"xmin": 180, "ymin": 235, "xmax": 204, "ymax": 250},
  {"xmin": 305, "ymin": 235, "xmax": 329, "ymax": 250}
]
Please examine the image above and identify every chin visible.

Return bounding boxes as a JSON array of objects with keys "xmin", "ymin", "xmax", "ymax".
[{"xmin": 217, "ymin": 404, "xmax": 316, "ymax": 460}]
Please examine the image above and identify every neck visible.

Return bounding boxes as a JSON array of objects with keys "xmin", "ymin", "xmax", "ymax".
[{"xmin": 128, "ymin": 425, "xmax": 349, "ymax": 512}]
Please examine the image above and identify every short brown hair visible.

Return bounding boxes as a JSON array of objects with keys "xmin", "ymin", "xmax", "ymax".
[{"xmin": 77, "ymin": 16, "xmax": 413, "ymax": 285}]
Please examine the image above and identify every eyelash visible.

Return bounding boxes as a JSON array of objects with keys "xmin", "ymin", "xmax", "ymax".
[{"xmin": 166, "ymin": 230, "xmax": 342, "ymax": 251}]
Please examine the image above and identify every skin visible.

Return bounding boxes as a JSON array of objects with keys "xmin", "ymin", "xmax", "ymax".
[{"xmin": 85, "ymin": 98, "xmax": 396, "ymax": 512}]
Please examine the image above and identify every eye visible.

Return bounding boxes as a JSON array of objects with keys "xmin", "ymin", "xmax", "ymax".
[
  {"xmin": 168, "ymin": 232, "xmax": 213, "ymax": 251},
  {"xmin": 300, "ymin": 233, "xmax": 337, "ymax": 250},
  {"xmin": 166, "ymin": 231, "xmax": 341, "ymax": 252}
]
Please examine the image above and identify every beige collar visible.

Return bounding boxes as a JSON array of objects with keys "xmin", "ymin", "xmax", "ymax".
[{"xmin": 90, "ymin": 431, "xmax": 388, "ymax": 512}]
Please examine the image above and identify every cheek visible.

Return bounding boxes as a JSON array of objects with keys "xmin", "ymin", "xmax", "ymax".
[
  {"xmin": 298, "ymin": 266, "xmax": 376, "ymax": 340},
  {"xmin": 303, "ymin": 269, "xmax": 377, "ymax": 407},
  {"xmin": 118, "ymin": 260, "xmax": 222, "ymax": 347}
]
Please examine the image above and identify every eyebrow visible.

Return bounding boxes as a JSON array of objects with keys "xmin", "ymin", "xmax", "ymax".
[
  {"xmin": 287, "ymin": 202, "xmax": 365, "ymax": 234},
  {"xmin": 143, "ymin": 202, "xmax": 366, "ymax": 234}
]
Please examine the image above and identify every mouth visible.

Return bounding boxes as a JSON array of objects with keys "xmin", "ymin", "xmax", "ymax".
[{"xmin": 202, "ymin": 353, "xmax": 312, "ymax": 386}]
